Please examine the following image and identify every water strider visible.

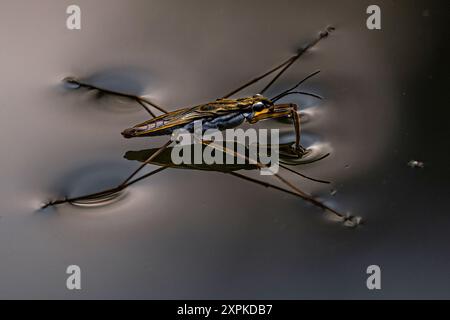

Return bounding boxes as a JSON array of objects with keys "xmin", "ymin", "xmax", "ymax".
[{"xmin": 44, "ymin": 26, "xmax": 361, "ymax": 227}]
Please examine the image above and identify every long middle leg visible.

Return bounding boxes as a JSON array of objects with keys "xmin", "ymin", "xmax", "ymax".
[
  {"xmin": 64, "ymin": 77, "xmax": 169, "ymax": 117},
  {"xmin": 43, "ymin": 140, "xmax": 172, "ymax": 208}
]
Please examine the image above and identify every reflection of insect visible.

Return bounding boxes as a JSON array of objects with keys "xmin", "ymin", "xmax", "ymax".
[{"xmin": 45, "ymin": 26, "xmax": 361, "ymax": 227}]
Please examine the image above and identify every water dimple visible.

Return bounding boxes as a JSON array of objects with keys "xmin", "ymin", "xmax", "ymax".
[
  {"xmin": 62, "ymin": 77, "xmax": 81, "ymax": 90},
  {"xmin": 47, "ymin": 163, "xmax": 132, "ymax": 209},
  {"xmin": 323, "ymin": 206, "xmax": 362, "ymax": 228},
  {"xmin": 275, "ymin": 108, "xmax": 319, "ymax": 125},
  {"xmin": 407, "ymin": 160, "xmax": 424, "ymax": 169},
  {"xmin": 343, "ymin": 215, "xmax": 362, "ymax": 228},
  {"xmin": 299, "ymin": 108, "xmax": 320, "ymax": 124},
  {"xmin": 70, "ymin": 189, "xmax": 127, "ymax": 208},
  {"xmin": 280, "ymin": 143, "xmax": 332, "ymax": 165}
]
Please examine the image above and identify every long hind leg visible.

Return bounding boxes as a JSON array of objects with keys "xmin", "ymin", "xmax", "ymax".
[
  {"xmin": 221, "ymin": 26, "xmax": 334, "ymax": 99},
  {"xmin": 195, "ymin": 137, "xmax": 350, "ymax": 223}
]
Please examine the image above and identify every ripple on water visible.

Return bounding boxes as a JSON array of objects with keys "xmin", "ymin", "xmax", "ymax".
[
  {"xmin": 280, "ymin": 142, "xmax": 333, "ymax": 166},
  {"xmin": 70, "ymin": 188, "xmax": 128, "ymax": 208},
  {"xmin": 62, "ymin": 77, "xmax": 81, "ymax": 90}
]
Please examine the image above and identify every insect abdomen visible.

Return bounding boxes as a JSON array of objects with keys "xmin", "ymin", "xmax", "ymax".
[{"xmin": 182, "ymin": 112, "xmax": 246, "ymax": 132}]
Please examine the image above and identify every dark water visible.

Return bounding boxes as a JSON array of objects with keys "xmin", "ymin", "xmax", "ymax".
[{"xmin": 0, "ymin": 0, "xmax": 448, "ymax": 298}]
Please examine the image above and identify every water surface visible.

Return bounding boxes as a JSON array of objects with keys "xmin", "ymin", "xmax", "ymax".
[{"xmin": 0, "ymin": 0, "xmax": 448, "ymax": 299}]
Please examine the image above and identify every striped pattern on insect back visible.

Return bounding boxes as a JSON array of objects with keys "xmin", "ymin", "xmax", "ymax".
[{"xmin": 125, "ymin": 96, "xmax": 266, "ymax": 136}]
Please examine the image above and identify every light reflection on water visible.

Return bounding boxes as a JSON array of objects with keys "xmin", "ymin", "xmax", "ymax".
[{"xmin": 0, "ymin": 0, "xmax": 448, "ymax": 299}]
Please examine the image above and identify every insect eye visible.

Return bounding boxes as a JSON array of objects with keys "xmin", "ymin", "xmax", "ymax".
[{"xmin": 252, "ymin": 102, "xmax": 265, "ymax": 111}]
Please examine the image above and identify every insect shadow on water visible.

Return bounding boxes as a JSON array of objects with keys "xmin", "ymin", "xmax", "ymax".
[{"xmin": 44, "ymin": 26, "xmax": 362, "ymax": 227}]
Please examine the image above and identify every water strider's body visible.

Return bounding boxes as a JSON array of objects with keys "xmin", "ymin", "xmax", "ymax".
[
  {"xmin": 121, "ymin": 95, "xmax": 295, "ymax": 139},
  {"xmin": 46, "ymin": 26, "xmax": 362, "ymax": 227},
  {"xmin": 120, "ymin": 93, "xmax": 305, "ymax": 157}
]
